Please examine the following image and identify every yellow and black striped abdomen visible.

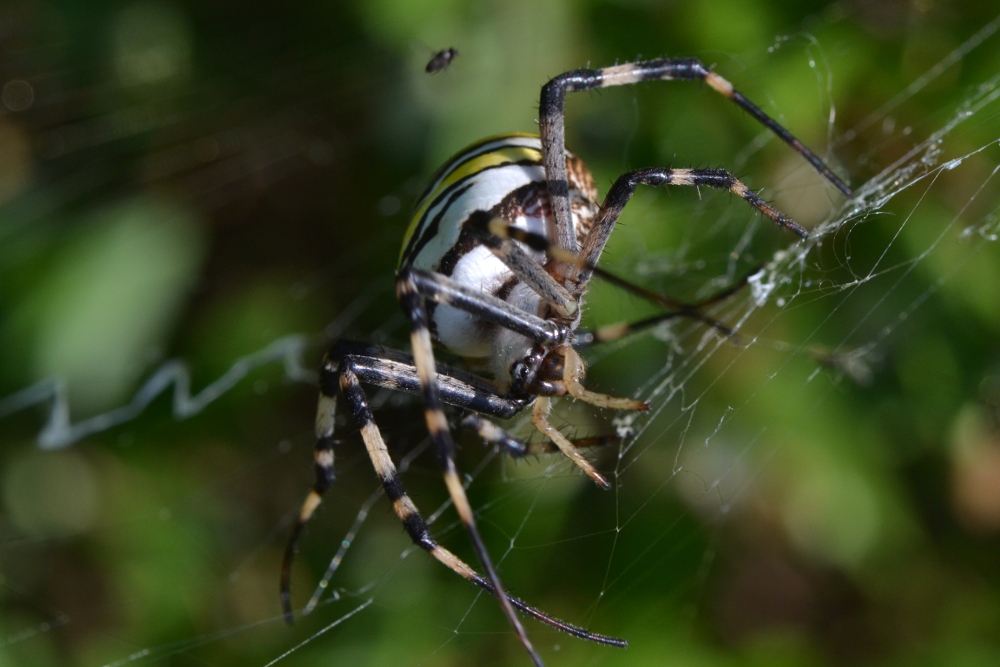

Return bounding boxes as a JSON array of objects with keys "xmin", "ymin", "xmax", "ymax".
[
  {"xmin": 399, "ymin": 133, "xmax": 598, "ymax": 370},
  {"xmin": 401, "ymin": 134, "xmax": 542, "ymax": 269}
]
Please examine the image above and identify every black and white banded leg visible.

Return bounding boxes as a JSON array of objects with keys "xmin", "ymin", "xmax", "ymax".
[
  {"xmin": 577, "ymin": 167, "xmax": 804, "ymax": 290},
  {"xmin": 280, "ymin": 395, "xmax": 337, "ymax": 623},
  {"xmin": 466, "ymin": 174, "xmax": 782, "ymax": 342},
  {"xmin": 396, "ymin": 272, "xmax": 561, "ymax": 667},
  {"xmin": 280, "ymin": 341, "xmax": 626, "ymax": 649},
  {"xmin": 539, "ymin": 58, "xmax": 852, "ymax": 255}
]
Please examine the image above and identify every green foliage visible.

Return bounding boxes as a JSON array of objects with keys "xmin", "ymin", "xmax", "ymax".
[{"xmin": 2, "ymin": 1, "xmax": 999, "ymax": 666}]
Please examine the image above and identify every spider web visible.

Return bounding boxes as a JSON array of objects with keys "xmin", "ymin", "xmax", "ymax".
[{"xmin": 2, "ymin": 6, "xmax": 1000, "ymax": 667}]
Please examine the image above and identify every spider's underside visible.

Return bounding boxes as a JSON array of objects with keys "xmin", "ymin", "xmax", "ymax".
[{"xmin": 281, "ymin": 57, "xmax": 851, "ymax": 666}]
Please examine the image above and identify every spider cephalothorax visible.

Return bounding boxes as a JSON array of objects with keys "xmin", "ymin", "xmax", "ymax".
[{"xmin": 281, "ymin": 57, "xmax": 850, "ymax": 667}]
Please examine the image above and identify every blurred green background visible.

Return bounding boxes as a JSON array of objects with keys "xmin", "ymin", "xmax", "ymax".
[{"xmin": 2, "ymin": 0, "xmax": 1000, "ymax": 665}]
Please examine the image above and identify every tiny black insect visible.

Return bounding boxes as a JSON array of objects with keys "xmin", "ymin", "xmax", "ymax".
[{"xmin": 426, "ymin": 47, "xmax": 458, "ymax": 74}]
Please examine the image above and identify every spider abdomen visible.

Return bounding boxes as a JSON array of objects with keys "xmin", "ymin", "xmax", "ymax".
[{"xmin": 400, "ymin": 133, "xmax": 598, "ymax": 374}]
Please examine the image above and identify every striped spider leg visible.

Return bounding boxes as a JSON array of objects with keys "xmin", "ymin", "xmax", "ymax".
[
  {"xmin": 539, "ymin": 57, "xmax": 851, "ymax": 266},
  {"xmin": 282, "ymin": 268, "xmax": 634, "ymax": 664},
  {"xmin": 394, "ymin": 266, "xmax": 644, "ymax": 666},
  {"xmin": 280, "ymin": 340, "xmax": 627, "ymax": 651},
  {"xmin": 466, "ymin": 159, "xmax": 807, "ymax": 339}
]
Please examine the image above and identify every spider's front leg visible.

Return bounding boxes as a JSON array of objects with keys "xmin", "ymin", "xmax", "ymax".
[{"xmin": 395, "ymin": 269, "xmax": 545, "ymax": 667}]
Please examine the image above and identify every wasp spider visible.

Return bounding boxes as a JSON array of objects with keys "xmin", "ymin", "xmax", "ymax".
[{"xmin": 281, "ymin": 58, "xmax": 850, "ymax": 665}]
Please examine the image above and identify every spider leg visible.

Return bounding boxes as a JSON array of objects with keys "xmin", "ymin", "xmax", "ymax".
[
  {"xmin": 577, "ymin": 168, "xmax": 805, "ymax": 293},
  {"xmin": 396, "ymin": 273, "xmax": 544, "ymax": 667},
  {"xmin": 461, "ymin": 413, "xmax": 532, "ymax": 457},
  {"xmin": 576, "ymin": 273, "xmax": 754, "ymax": 345},
  {"xmin": 281, "ymin": 341, "xmax": 626, "ymax": 648},
  {"xmin": 281, "ymin": 340, "xmax": 524, "ymax": 620},
  {"xmin": 469, "ymin": 212, "xmax": 744, "ymax": 337},
  {"xmin": 464, "ymin": 211, "xmax": 579, "ymax": 318},
  {"xmin": 531, "ymin": 396, "xmax": 611, "ymax": 489},
  {"xmin": 461, "ymin": 413, "xmax": 619, "ymax": 458},
  {"xmin": 280, "ymin": 393, "xmax": 337, "ymax": 624},
  {"xmin": 539, "ymin": 58, "xmax": 851, "ymax": 254},
  {"xmin": 340, "ymin": 364, "xmax": 627, "ymax": 649},
  {"xmin": 399, "ymin": 267, "xmax": 570, "ymax": 347},
  {"xmin": 326, "ymin": 340, "xmax": 526, "ymax": 418}
]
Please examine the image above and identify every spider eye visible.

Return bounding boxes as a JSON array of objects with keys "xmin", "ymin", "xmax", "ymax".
[{"xmin": 509, "ymin": 359, "xmax": 536, "ymax": 394}]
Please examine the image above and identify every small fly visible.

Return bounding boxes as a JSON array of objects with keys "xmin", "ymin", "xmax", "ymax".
[{"xmin": 426, "ymin": 47, "xmax": 458, "ymax": 74}]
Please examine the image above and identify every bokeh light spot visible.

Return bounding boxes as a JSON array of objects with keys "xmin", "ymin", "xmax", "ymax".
[{"xmin": 113, "ymin": 2, "xmax": 193, "ymax": 88}]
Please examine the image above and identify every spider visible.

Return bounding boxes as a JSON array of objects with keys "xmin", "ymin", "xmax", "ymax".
[{"xmin": 281, "ymin": 57, "xmax": 851, "ymax": 665}]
